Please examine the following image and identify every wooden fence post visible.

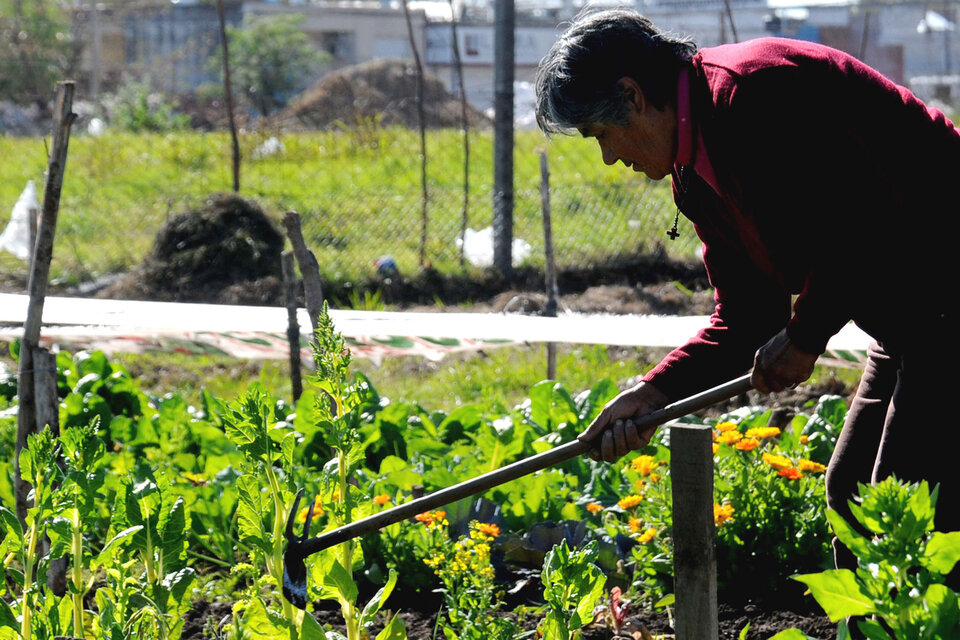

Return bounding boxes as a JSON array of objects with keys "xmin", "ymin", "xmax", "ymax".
[
  {"xmin": 539, "ymin": 151, "xmax": 558, "ymax": 380},
  {"xmin": 282, "ymin": 211, "xmax": 323, "ymax": 337},
  {"xmin": 282, "ymin": 251, "xmax": 303, "ymax": 404},
  {"xmin": 15, "ymin": 81, "xmax": 76, "ymax": 524},
  {"xmin": 671, "ymin": 423, "xmax": 719, "ymax": 640}
]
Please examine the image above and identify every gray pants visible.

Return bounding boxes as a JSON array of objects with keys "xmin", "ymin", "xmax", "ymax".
[{"xmin": 825, "ymin": 338, "xmax": 959, "ymax": 586}]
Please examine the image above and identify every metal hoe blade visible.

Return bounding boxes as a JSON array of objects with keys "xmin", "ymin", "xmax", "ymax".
[{"xmin": 281, "ymin": 373, "xmax": 753, "ymax": 609}]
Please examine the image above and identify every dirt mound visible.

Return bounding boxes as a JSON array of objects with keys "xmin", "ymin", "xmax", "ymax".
[
  {"xmin": 270, "ymin": 58, "xmax": 492, "ymax": 130},
  {"xmin": 98, "ymin": 193, "xmax": 285, "ymax": 305}
]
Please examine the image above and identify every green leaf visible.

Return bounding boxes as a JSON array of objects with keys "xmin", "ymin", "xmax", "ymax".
[
  {"xmin": 299, "ymin": 611, "xmax": 327, "ymax": 640},
  {"xmin": 320, "ymin": 559, "xmax": 359, "ymax": 606},
  {"xmin": 94, "ymin": 525, "xmax": 143, "ymax": 569},
  {"xmin": 374, "ymin": 612, "xmax": 408, "ymax": 640},
  {"xmin": 236, "ymin": 475, "xmax": 270, "ymax": 554},
  {"xmin": 242, "ymin": 597, "xmax": 291, "ymax": 639},
  {"xmin": 793, "ymin": 570, "xmax": 875, "ymax": 622},
  {"xmin": 0, "ymin": 598, "xmax": 17, "ymax": 631},
  {"xmin": 768, "ymin": 630, "xmax": 812, "ymax": 640},
  {"xmin": 922, "ymin": 583, "xmax": 960, "ymax": 633},
  {"xmin": 855, "ymin": 618, "xmax": 893, "ymax": 640},
  {"xmin": 359, "ymin": 568, "xmax": 398, "ymax": 628},
  {"xmin": 923, "ymin": 531, "xmax": 960, "ymax": 575},
  {"xmin": 826, "ymin": 510, "xmax": 873, "ymax": 559}
]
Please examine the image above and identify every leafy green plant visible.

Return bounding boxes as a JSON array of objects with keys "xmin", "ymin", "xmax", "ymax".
[
  {"xmin": 539, "ymin": 539, "xmax": 607, "ymax": 640},
  {"xmin": 303, "ymin": 303, "xmax": 406, "ymax": 640},
  {"xmin": 783, "ymin": 476, "xmax": 960, "ymax": 639}
]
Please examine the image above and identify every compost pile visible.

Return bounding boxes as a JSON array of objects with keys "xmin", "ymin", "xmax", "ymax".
[
  {"xmin": 270, "ymin": 58, "xmax": 492, "ymax": 131},
  {"xmin": 98, "ymin": 193, "xmax": 284, "ymax": 305}
]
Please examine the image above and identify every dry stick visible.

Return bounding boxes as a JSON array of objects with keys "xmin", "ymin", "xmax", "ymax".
[
  {"xmin": 401, "ymin": 0, "xmax": 429, "ymax": 269},
  {"xmin": 447, "ymin": 0, "xmax": 470, "ymax": 268},
  {"xmin": 215, "ymin": 0, "xmax": 241, "ymax": 192},
  {"xmin": 539, "ymin": 151, "xmax": 558, "ymax": 380},
  {"xmin": 722, "ymin": 0, "xmax": 739, "ymax": 43},
  {"xmin": 282, "ymin": 211, "xmax": 324, "ymax": 336},
  {"xmin": 15, "ymin": 81, "xmax": 77, "ymax": 524},
  {"xmin": 282, "ymin": 251, "xmax": 303, "ymax": 404},
  {"xmin": 671, "ymin": 424, "xmax": 719, "ymax": 640}
]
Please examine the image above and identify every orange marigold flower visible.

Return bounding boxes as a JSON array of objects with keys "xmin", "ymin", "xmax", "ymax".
[
  {"xmin": 631, "ymin": 455, "xmax": 659, "ymax": 476},
  {"xmin": 475, "ymin": 522, "xmax": 500, "ymax": 538},
  {"xmin": 628, "ymin": 517, "xmax": 643, "ymax": 534},
  {"xmin": 714, "ymin": 503, "xmax": 735, "ymax": 527},
  {"xmin": 798, "ymin": 459, "xmax": 827, "ymax": 474},
  {"xmin": 638, "ymin": 527, "xmax": 657, "ymax": 543},
  {"xmin": 778, "ymin": 467, "xmax": 804, "ymax": 480},
  {"xmin": 735, "ymin": 437, "xmax": 761, "ymax": 451},
  {"xmin": 762, "ymin": 452, "xmax": 792, "ymax": 471},
  {"xmin": 715, "ymin": 421, "xmax": 738, "ymax": 433},
  {"xmin": 712, "ymin": 444, "xmax": 720, "ymax": 454},
  {"xmin": 799, "ymin": 435, "xmax": 810, "ymax": 444},
  {"xmin": 415, "ymin": 510, "xmax": 447, "ymax": 527},
  {"xmin": 745, "ymin": 426, "xmax": 781, "ymax": 439},
  {"xmin": 618, "ymin": 494, "xmax": 644, "ymax": 510},
  {"xmin": 373, "ymin": 494, "xmax": 390, "ymax": 505},
  {"xmin": 717, "ymin": 430, "xmax": 743, "ymax": 445},
  {"xmin": 649, "ymin": 472, "xmax": 661, "ymax": 484},
  {"xmin": 586, "ymin": 502, "xmax": 604, "ymax": 515}
]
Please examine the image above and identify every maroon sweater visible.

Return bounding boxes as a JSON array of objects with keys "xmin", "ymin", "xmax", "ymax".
[{"xmin": 642, "ymin": 38, "xmax": 960, "ymax": 401}]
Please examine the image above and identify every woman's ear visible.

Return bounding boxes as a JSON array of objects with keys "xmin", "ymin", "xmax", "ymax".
[{"xmin": 617, "ymin": 76, "xmax": 646, "ymax": 113}]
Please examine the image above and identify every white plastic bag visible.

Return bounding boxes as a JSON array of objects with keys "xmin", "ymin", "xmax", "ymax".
[
  {"xmin": 457, "ymin": 226, "xmax": 532, "ymax": 268},
  {"xmin": 0, "ymin": 180, "xmax": 39, "ymax": 261}
]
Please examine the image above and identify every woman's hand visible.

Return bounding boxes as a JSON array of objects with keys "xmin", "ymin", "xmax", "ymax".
[
  {"xmin": 752, "ymin": 328, "xmax": 818, "ymax": 393},
  {"xmin": 578, "ymin": 382, "xmax": 669, "ymax": 462}
]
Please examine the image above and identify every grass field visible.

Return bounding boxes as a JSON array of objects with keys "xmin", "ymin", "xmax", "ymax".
[{"xmin": 0, "ymin": 127, "xmax": 691, "ymax": 289}]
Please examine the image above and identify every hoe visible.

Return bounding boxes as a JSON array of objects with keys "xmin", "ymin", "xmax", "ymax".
[{"xmin": 283, "ymin": 373, "xmax": 753, "ymax": 609}]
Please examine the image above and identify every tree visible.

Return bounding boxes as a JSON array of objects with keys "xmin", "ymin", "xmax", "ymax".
[
  {"xmin": 219, "ymin": 14, "xmax": 327, "ymax": 117},
  {"xmin": 0, "ymin": 0, "xmax": 78, "ymax": 107}
]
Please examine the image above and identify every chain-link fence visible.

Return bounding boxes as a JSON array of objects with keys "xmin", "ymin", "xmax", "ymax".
[{"xmin": 0, "ymin": 132, "xmax": 702, "ymax": 299}]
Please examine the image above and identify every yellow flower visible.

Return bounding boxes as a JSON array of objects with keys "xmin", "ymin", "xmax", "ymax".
[
  {"xmin": 778, "ymin": 467, "xmax": 804, "ymax": 481},
  {"xmin": 799, "ymin": 435, "xmax": 810, "ymax": 444},
  {"xmin": 735, "ymin": 437, "xmax": 760, "ymax": 451},
  {"xmin": 628, "ymin": 517, "xmax": 643, "ymax": 534},
  {"xmin": 296, "ymin": 496, "xmax": 324, "ymax": 523},
  {"xmin": 714, "ymin": 503, "xmax": 735, "ymax": 527},
  {"xmin": 617, "ymin": 494, "xmax": 644, "ymax": 510},
  {"xmin": 717, "ymin": 430, "xmax": 743, "ymax": 445},
  {"xmin": 631, "ymin": 455, "xmax": 658, "ymax": 476},
  {"xmin": 649, "ymin": 472, "xmax": 661, "ymax": 484},
  {"xmin": 716, "ymin": 421, "xmax": 738, "ymax": 433},
  {"xmin": 712, "ymin": 443, "xmax": 720, "ymax": 454},
  {"xmin": 373, "ymin": 494, "xmax": 390, "ymax": 505},
  {"xmin": 638, "ymin": 528, "xmax": 657, "ymax": 543},
  {"xmin": 745, "ymin": 426, "xmax": 781, "ymax": 439},
  {"xmin": 586, "ymin": 502, "xmax": 604, "ymax": 515},
  {"xmin": 798, "ymin": 459, "xmax": 827, "ymax": 474},
  {"xmin": 762, "ymin": 452, "xmax": 793, "ymax": 471},
  {"xmin": 475, "ymin": 522, "xmax": 500, "ymax": 538}
]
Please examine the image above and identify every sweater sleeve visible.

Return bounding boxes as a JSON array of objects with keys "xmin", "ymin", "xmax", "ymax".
[{"xmin": 642, "ymin": 218, "xmax": 792, "ymax": 401}]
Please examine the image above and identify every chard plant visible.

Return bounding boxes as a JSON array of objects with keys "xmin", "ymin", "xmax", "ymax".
[
  {"xmin": 538, "ymin": 539, "xmax": 607, "ymax": 640},
  {"xmin": 218, "ymin": 383, "xmax": 304, "ymax": 635},
  {"xmin": 781, "ymin": 476, "xmax": 960, "ymax": 640},
  {"xmin": 305, "ymin": 303, "xmax": 404, "ymax": 640},
  {"xmin": 0, "ymin": 426, "xmax": 60, "ymax": 640}
]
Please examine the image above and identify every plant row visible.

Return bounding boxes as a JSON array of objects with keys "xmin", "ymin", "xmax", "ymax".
[{"xmin": 3, "ymin": 307, "xmax": 953, "ymax": 639}]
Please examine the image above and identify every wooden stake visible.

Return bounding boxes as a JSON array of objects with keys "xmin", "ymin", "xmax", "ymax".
[
  {"xmin": 539, "ymin": 151, "xmax": 558, "ymax": 379},
  {"xmin": 15, "ymin": 81, "xmax": 76, "ymax": 524},
  {"xmin": 282, "ymin": 211, "xmax": 324, "ymax": 336},
  {"xmin": 282, "ymin": 251, "xmax": 303, "ymax": 404},
  {"xmin": 671, "ymin": 424, "xmax": 719, "ymax": 640}
]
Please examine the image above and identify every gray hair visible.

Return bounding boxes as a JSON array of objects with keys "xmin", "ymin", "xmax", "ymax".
[{"xmin": 535, "ymin": 8, "xmax": 698, "ymax": 135}]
